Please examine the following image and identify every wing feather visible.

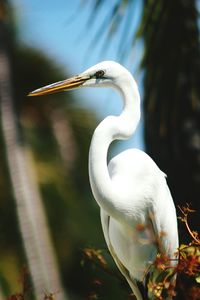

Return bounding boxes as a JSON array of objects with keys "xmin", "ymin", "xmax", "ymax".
[{"xmin": 100, "ymin": 209, "xmax": 143, "ymax": 300}]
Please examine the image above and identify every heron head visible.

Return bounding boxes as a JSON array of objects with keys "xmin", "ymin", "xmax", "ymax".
[{"xmin": 28, "ymin": 61, "xmax": 129, "ymax": 97}]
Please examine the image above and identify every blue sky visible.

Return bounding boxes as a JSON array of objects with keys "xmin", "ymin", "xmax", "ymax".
[{"xmin": 11, "ymin": 0, "xmax": 144, "ymax": 151}]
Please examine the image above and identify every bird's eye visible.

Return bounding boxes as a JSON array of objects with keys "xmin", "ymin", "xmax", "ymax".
[{"xmin": 95, "ymin": 70, "xmax": 105, "ymax": 78}]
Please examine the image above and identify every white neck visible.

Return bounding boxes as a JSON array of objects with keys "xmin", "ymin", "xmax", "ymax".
[{"xmin": 89, "ymin": 74, "xmax": 140, "ymax": 220}]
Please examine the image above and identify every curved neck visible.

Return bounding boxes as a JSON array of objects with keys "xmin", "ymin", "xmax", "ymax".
[{"xmin": 89, "ymin": 75, "xmax": 140, "ymax": 220}]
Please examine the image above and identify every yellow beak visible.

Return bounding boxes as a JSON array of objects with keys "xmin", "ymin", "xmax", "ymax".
[{"xmin": 28, "ymin": 75, "xmax": 89, "ymax": 97}]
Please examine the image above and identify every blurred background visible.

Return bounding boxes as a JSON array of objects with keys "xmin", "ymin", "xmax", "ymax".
[{"xmin": 0, "ymin": 0, "xmax": 199, "ymax": 299}]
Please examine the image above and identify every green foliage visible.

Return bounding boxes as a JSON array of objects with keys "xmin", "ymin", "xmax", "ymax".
[{"xmin": 140, "ymin": 0, "xmax": 200, "ymax": 234}]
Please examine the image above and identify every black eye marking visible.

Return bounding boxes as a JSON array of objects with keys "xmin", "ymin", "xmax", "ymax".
[{"xmin": 95, "ymin": 70, "xmax": 105, "ymax": 78}]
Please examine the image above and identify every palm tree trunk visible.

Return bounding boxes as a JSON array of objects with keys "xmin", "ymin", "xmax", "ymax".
[{"xmin": 0, "ymin": 42, "xmax": 68, "ymax": 300}]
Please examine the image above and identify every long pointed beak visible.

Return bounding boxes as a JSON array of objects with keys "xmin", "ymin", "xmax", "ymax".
[{"xmin": 28, "ymin": 74, "xmax": 90, "ymax": 97}]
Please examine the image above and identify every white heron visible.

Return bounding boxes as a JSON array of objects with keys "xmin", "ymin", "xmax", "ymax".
[{"xmin": 29, "ymin": 61, "xmax": 179, "ymax": 299}]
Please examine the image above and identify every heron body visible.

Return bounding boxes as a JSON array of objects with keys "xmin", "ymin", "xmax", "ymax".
[{"xmin": 29, "ymin": 61, "xmax": 179, "ymax": 299}]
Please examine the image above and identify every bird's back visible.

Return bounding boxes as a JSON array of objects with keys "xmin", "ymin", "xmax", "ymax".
[{"xmin": 102, "ymin": 148, "xmax": 178, "ymax": 281}]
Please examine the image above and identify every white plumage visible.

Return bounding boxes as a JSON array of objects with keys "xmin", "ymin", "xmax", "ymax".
[{"xmin": 29, "ymin": 61, "xmax": 179, "ymax": 300}]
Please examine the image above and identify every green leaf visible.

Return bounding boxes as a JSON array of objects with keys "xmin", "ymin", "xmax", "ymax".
[{"xmin": 195, "ymin": 276, "xmax": 200, "ymax": 283}]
